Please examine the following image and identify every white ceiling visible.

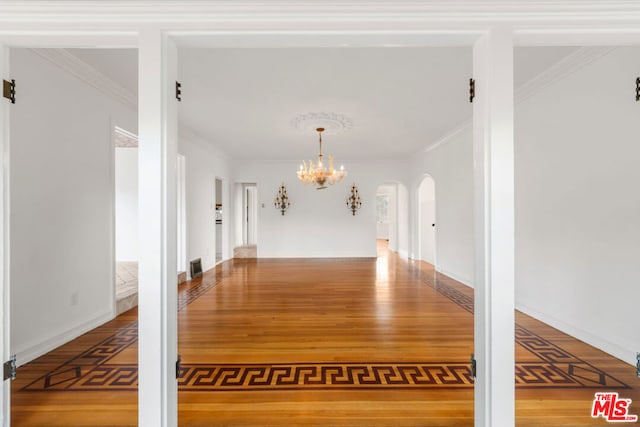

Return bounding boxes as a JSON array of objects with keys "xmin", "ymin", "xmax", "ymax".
[{"xmin": 68, "ymin": 46, "xmax": 578, "ymax": 161}]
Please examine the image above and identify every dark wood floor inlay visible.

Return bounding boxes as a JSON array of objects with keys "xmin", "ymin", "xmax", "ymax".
[
  {"xmin": 20, "ymin": 262, "xmax": 630, "ymax": 392},
  {"xmin": 426, "ymin": 275, "xmax": 629, "ymax": 389},
  {"xmin": 22, "ymin": 275, "xmax": 220, "ymax": 392}
]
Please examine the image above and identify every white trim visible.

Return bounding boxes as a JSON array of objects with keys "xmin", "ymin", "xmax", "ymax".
[
  {"xmin": 115, "ymin": 126, "xmax": 139, "ymax": 148},
  {"xmin": 472, "ymin": 28, "xmax": 515, "ymax": 427},
  {"xmin": 137, "ymin": 30, "xmax": 178, "ymax": 427},
  {"xmin": 14, "ymin": 310, "xmax": 114, "ymax": 367},
  {"xmin": 1, "ymin": 1, "xmax": 640, "ymax": 25},
  {"xmin": 0, "ymin": 42, "xmax": 11, "ymax": 427},
  {"xmin": 397, "ymin": 249, "xmax": 409, "ymax": 259},
  {"xmin": 31, "ymin": 48, "xmax": 137, "ymax": 109},
  {"xmin": 516, "ymin": 303, "xmax": 636, "ymax": 367}
]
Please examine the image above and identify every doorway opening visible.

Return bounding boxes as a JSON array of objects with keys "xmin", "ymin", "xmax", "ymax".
[
  {"xmin": 376, "ymin": 184, "xmax": 397, "ymax": 258},
  {"xmin": 376, "ymin": 183, "xmax": 410, "ymax": 258},
  {"xmin": 114, "ymin": 126, "xmax": 140, "ymax": 315},
  {"xmin": 9, "ymin": 47, "xmax": 139, "ymax": 424},
  {"xmin": 418, "ymin": 175, "xmax": 437, "ymax": 267},
  {"xmin": 214, "ymin": 177, "xmax": 223, "ymax": 264},
  {"xmin": 233, "ymin": 183, "xmax": 258, "ymax": 258},
  {"xmin": 177, "ymin": 154, "xmax": 187, "ymax": 277}
]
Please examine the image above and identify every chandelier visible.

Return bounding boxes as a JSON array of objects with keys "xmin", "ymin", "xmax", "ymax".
[{"xmin": 297, "ymin": 127, "xmax": 347, "ymax": 190}]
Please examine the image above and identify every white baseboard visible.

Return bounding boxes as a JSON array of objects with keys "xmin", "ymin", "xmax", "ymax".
[
  {"xmin": 437, "ymin": 267, "xmax": 473, "ymax": 289},
  {"xmin": 14, "ymin": 310, "xmax": 114, "ymax": 367},
  {"xmin": 516, "ymin": 303, "xmax": 636, "ymax": 367},
  {"xmin": 397, "ymin": 249, "xmax": 409, "ymax": 259}
]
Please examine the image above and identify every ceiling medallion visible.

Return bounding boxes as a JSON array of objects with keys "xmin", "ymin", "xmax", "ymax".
[
  {"xmin": 291, "ymin": 112, "xmax": 353, "ymax": 135},
  {"xmin": 297, "ymin": 127, "xmax": 347, "ymax": 190}
]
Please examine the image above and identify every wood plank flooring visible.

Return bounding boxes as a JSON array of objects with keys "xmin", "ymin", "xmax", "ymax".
[{"xmin": 11, "ymin": 241, "xmax": 640, "ymax": 425}]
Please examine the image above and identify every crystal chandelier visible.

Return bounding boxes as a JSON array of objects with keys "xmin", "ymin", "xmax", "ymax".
[{"xmin": 297, "ymin": 127, "xmax": 347, "ymax": 190}]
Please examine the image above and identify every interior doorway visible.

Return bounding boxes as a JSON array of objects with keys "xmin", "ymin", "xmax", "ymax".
[
  {"xmin": 114, "ymin": 126, "xmax": 140, "ymax": 315},
  {"xmin": 418, "ymin": 175, "xmax": 436, "ymax": 266},
  {"xmin": 233, "ymin": 182, "xmax": 258, "ymax": 258},
  {"xmin": 215, "ymin": 177, "xmax": 223, "ymax": 263},
  {"xmin": 243, "ymin": 184, "xmax": 257, "ymax": 247},
  {"xmin": 8, "ymin": 47, "xmax": 139, "ymax": 424},
  {"xmin": 376, "ymin": 184, "xmax": 398, "ymax": 255},
  {"xmin": 177, "ymin": 153, "xmax": 187, "ymax": 276}
]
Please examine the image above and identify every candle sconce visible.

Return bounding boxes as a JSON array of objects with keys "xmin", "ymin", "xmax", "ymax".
[
  {"xmin": 346, "ymin": 183, "xmax": 362, "ymax": 216},
  {"xmin": 274, "ymin": 182, "xmax": 290, "ymax": 215}
]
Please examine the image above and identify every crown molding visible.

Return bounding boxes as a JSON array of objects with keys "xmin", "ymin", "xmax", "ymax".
[
  {"xmin": 32, "ymin": 48, "xmax": 136, "ymax": 110},
  {"xmin": 1, "ymin": 1, "xmax": 640, "ymax": 28},
  {"xmin": 423, "ymin": 46, "xmax": 614, "ymax": 154},
  {"xmin": 423, "ymin": 119, "xmax": 472, "ymax": 154},
  {"xmin": 179, "ymin": 125, "xmax": 232, "ymax": 163},
  {"xmin": 114, "ymin": 126, "xmax": 138, "ymax": 148},
  {"xmin": 515, "ymin": 46, "xmax": 615, "ymax": 104}
]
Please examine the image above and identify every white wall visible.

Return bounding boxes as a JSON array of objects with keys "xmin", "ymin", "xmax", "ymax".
[
  {"xmin": 178, "ymin": 132, "xmax": 232, "ymax": 275},
  {"xmin": 234, "ymin": 160, "xmax": 409, "ymax": 258},
  {"xmin": 411, "ymin": 128, "xmax": 475, "ymax": 286},
  {"xmin": 514, "ymin": 47, "xmax": 640, "ymax": 365},
  {"xmin": 10, "ymin": 48, "xmax": 137, "ymax": 365},
  {"xmin": 115, "ymin": 147, "xmax": 138, "ymax": 261},
  {"xmin": 410, "ymin": 47, "xmax": 640, "ymax": 365}
]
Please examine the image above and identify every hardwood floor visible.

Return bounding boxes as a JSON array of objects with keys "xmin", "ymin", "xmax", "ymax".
[{"xmin": 11, "ymin": 242, "xmax": 640, "ymax": 425}]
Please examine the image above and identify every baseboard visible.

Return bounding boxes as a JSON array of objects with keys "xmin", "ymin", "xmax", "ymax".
[
  {"xmin": 437, "ymin": 267, "xmax": 473, "ymax": 289},
  {"xmin": 397, "ymin": 249, "xmax": 409, "ymax": 259},
  {"xmin": 14, "ymin": 310, "xmax": 114, "ymax": 367},
  {"xmin": 516, "ymin": 303, "xmax": 636, "ymax": 367}
]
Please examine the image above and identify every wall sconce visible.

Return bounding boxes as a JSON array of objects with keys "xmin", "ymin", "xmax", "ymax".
[
  {"xmin": 346, "ymin": 183, "xmax": 362, "ymax": 216},
  {"xmin": 274, "ymin": 182, "xmax": 290, "ymax": 215}
]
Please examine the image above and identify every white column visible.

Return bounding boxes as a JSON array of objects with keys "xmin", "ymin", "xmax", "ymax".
[
  {"xmin": 473, "ymin": 27, "xmax": 515, "ymax": 427},
  {"xmin": 138, "ymin": 30, "xmax": 178, "ymax": 427},
  {"xmin": 0, "ymin": 42, "xmax": 10, "ymax": 427}
]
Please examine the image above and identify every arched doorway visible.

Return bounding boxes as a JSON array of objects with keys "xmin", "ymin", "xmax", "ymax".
[{"xmin": 418, "ymin": 175, "xmax": 436, "ymax": 266}]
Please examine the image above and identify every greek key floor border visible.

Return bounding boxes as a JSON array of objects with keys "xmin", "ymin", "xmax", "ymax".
[
  {"xmin": 420, "ymin": 270, "xmax": 629, "ymax": 390},
  {"xmin": 21, "ymin": 263, "xmax": 630, "ymax": 392}
]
